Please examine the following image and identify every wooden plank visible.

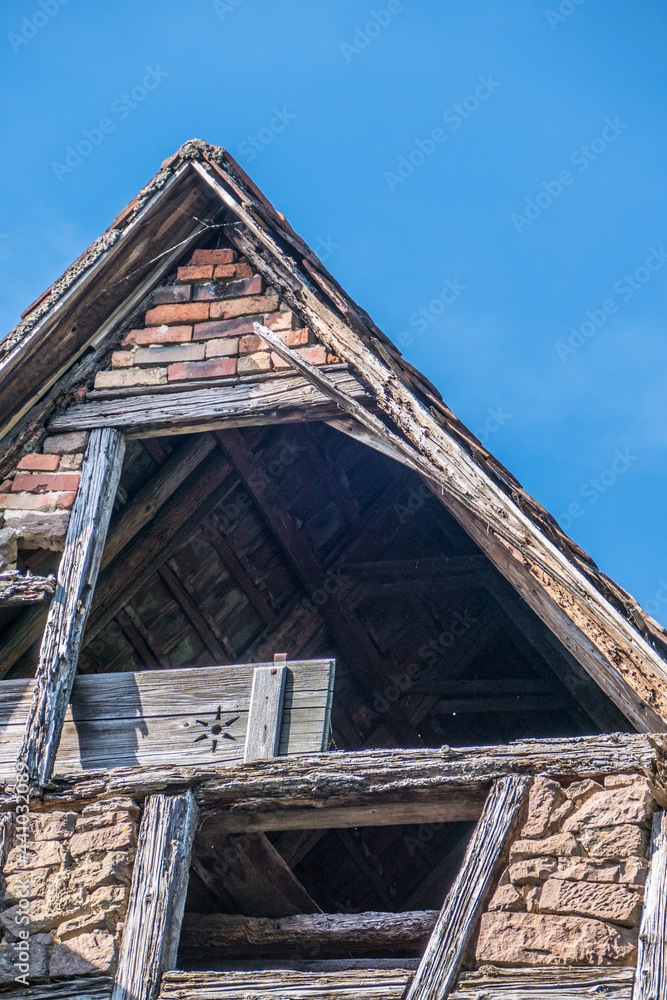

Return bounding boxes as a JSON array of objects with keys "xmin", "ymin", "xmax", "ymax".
[
  {"xmin": 25, "ymin": 732, "xmax": 666, "ymax": 808},
  {"xmin": 18, "ymin": 427, "xmax": 125, "ymax": 786},
  {"xmin": 404, "ymin": 775, "xmax": 530, "ymax": 1000},
  {"xmin": 161, "ymin": 968, "xmax": 414, "ymax": 1000},
  {"xmin": 454, "ymin": 967, "xmax": 633, "ymax": 1000},
  {"xmin": 0, "ymin": 660, "xmax": 335, "ymax": 778},
  {"xmin": 431, "ymin": 695, "xmax": 566, "ymax": 715},
  {"xmin": 201, "ymin": 517, "xmax": 276, "ymax": 624},
  {"xmin": 112, "ymin": 790, "xmax": 198, "ymax": 1000},
  {"xmin": 178, "ymin": 909, "xmax": 438, "ymax": 956},
  {"xmin": 193, "ymin": 831, "xmax": 320, "ymax": 916},
  {"xmin": 47, "ymin": 368, "xmax": 371, "ymax": 436},
  {"xmin": 0, "ymin": 979, "xmax": 113, "ymax": 1000},
  {"xmin": 633, "ymin": 810, "xmax": 667, "ymax": 1000},
  {"xmin": 245, "ymin": 664, "xmax": 287, "ymax": 761},
  {"xmin": 157, "ymin": 562, "xmax": 231, "ymax": 663},
  {"xmin": 0, "ymin": 571, "xmax": 56, "ymax": 604}
]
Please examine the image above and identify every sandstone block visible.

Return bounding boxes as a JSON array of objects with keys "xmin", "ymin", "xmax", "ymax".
[
  {"xmin": 94, "ymin": 367, "xmax": 167, "ymax": 389},
  {"xmin": 488, "ymin": 883, "xmax": 524, "ymax": 912},
  {"xmin": 605, "ymin": 774, "xmax": 642, "ymax": 789},
  {"xmin": 29, "ymin": 810, "xmax": 77, "ymax": 840},
  {"xmin": 476, "ymin": 911, "xmax": 637, "ymax": 966},
  {"xmin": 49, "ymin": 930, "xmax": 116, "ymax": 977},
  {"xmin": 55, "ymin": 911, "xmax": 108, "ymax": 942},
  {"xmin": 69, "ymin": 823, "xmax": 136, "ymax": 857},
  {"xmin": 510, "ymin": 833, "xmax": 580, "ymax": 861},
  {"xmin": 555, "ymin": 857, "xmax": 648, "ymax": 887},
  {"xmin": 5, "ymin": 839, "xmax": 66, "ymax": 873},
  {"xmin": 524, "ymin": 885, "xmax": 541, "ymax": 912},
  {"xmin": 89, "ymin": 884, "xmax": 128, "ymax": 919},
  {"xmin": 75, "ymin": 809, "xmax": 139, "ymax": 832},
  {"xmin": 59, "ymin": 453, "xmax": 84, "ymax": 471},
  {"xmin": 43, "ymin": 431, "xmax": 89, "ymax": 455},
  {"xmin": 563, "ymin": 778, "xmax": 654, "ymax": 832},
  {"xmin": 0, "ymin": 887, "xmax": 87, "ymax": 936},
  {"xmin": 521, "ymin": 777, "xmax": 565, "ymax": 838},
  {"xmin": 540, "ymin": 878, "xmax": 642, "ymax": 927},
  {"xmin": 578, "ymin": 824, "xmax": 647, "ymax": 859},
  {"xmin": 75, "ymin": 851, "xmax": 134, "ymax": 889},
  {"xmin": 238, "ymin": 351, "xmax": 272, "ymax": 374},
  {"xmin": 0, "ymin": 526, "xmax": 17, "ymax": 570},
  {"xmin": 81, "ymin": 797, "xmax": 140, "ymax": 816},
  {"xmin": 509, "ymin": 857, "xmax": 558, "ymax": 885},
  {"xmin": 3, "ymin": 510, "xmax": 70, "ymax": 550},
  {"xmin": 4, "ymin": 866, "xmax": 50, "ymax": 903},
  {"xmin": 550, "ymin": 799, "xmax": 575, "ymax": 826},
  {"xmin": 565, "ymin": 778, "xmax": 604, "ymax": 802},
  {"xmin": 0, "ymin": 937, "xmax": 49, "ymax": 985}
]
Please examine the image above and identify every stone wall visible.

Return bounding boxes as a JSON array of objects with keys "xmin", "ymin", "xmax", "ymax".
[
  {"xmin": 476, "ymin": 773, "xmax": 655, "ymax": 967},
  {"xmin": 0, "ymin": 797, "xmax": 138, "ymax": 985}
]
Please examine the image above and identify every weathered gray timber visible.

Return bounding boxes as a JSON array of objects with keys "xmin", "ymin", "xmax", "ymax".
[
  {"xmin": 179, "ymin": 909, "xmax": 438, "ymax": 956},
  {"xmin": 0, "ymin": 979, "xmax": 113, "ymax": 999},
  {"xmin": 11, "ymin": 732, "xmax": 664, "ymax": 812},
  {"xmin": 47, "ymin": 367, "xmax": 371, "ymax": 436},
  {"xmin": 18, "ymin": 427, "xmax": 125, "ymax": 785},
  {"xmin": 112, "ymin": 790, "xmax": 197, "ymax": 1000},
  {"xmin": 405, "ymin": 775, "xmax": 530, "ymax": 1000},
  {"xmin": 0, "ymin": 659, "xmax": 336, "ymax": 779},
  {"xmin": 161, "ymin": 969, "xmax": 415, "ymax": 1000},
  {"xmin": 159, "ymin": 968, "xmax": 634, "ymax": 1000},
  {"xmin": 244, "ymin": 664, "xmax": 287, "ymax": 762},
  {"xmin": 0, "ymin": 570, "xmax": 56, "ymax": 604},
  {"xmin": 633, "ymin": 810, "xmax": 667, "ymax": 1000},
  {"xmin": 453, "ymin": 968, "xmax": 634, "ymax": 1000}
]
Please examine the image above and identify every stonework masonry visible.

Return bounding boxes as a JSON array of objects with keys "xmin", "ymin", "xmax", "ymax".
[
  {"xmin": 0, "ymin": 797, "xmax": 138, "ymax": 985},
  {"xmin": 476, "ymin": 773, "xmax": 655, "ymax": 967}
]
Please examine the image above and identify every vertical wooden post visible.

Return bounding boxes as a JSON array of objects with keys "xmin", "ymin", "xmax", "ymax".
[
  {"xmin": 112, "ymin": 790, "xmax": 198, "ymax": 1000},
  {"xmin": 244, "ymin": 663, "xmax": 287, "ymax": 762},
  {"xmin": 404, "ymin": 774, "xmax": 530, "ymax": 1000},
  {"xmin": 633, "ymin": 811, "xmax": 667, "ymax": 1000},
  {"xmin": 18, "ymin": 427, "xmax": 125, "ymax": 785}
]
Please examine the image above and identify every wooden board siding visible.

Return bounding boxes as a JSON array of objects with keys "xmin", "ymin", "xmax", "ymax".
[{"xmin": 0, "ymin": 659, "xmax": 334, "ymax": 777}]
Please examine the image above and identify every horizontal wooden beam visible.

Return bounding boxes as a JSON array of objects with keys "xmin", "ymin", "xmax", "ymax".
[
  {"xmin": 162, "ymin": 968, "xmax": 415, "ymax": 1000},
  {"xmin": 179, "ymin": 909, "xmax": 437, "ymax": 956},
  {"xmin": 24, "ymin": 732, "xmax": 667, "ymax": 808},
  {"xmin": 48, "ymin": 367, "xmax": 371, "ymax": 437},
  {"xmin": 431, "ymin": 695, "xmax": 566, "ymax": 715},
  {"xmin": 339, "ymin": 556, "xmax": 488, "ymax": 579},
  {"xmin": 0, "ymin": 571, "xmax": 56, "ymax": 604}
]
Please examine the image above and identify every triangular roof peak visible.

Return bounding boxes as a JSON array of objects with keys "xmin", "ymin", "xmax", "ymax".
[{"xmin": 2, "ymin": 139, "xmax": 667, "ymax": 731}]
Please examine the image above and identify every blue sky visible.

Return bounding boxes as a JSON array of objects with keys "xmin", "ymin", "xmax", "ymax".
[{"xmin": 1, "ymin": 0, "xmax": 667, "ymax": 624}]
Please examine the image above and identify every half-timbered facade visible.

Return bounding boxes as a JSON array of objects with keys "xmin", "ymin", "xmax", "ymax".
[{"xmin": 1, "ymin": 139, "xmax": 666, "ymax": 1000}]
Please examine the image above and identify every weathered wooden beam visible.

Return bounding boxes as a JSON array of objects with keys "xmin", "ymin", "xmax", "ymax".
[
  {"xmin": 217, "ymin": 428, "xmax": 422, "ymax": 746},
  {"xmin": 47, "ymin": 367, "xmax": 371, "ymax": 436},
  {"xmin": 193, "ymin": 831, "xmax": 320, "ymax": 917},
  {"xmin": 0, "ymin": 571, "xmax": 56, "ymax": 605},
  {"xmin": 244, "ymin": 664, "xmax": 287, "ymax": 761},
  {"xmin": 340, "ymin": 557, "xmax": 488, "ymax": 579},
  {"xmin": 162, "ymin": 968, "xmax": 415, "ymax": 1000},
  {"xmin": 414, "ymin": 678, "xmax": 557, "ymax": 697},
  {"xmin": 336, "ymin": 828, "xmax": 396, "ymax": 909},
  {"xmin": 114, "ymin": 606, "xmax": 163, "ymax": 670},
  {"xmin": 633, "ymin": 810, "xmax": 667, "ymax": 1000},
  {"xmin": 404, "ymin": 775, "xmax": 531, "ymax": 1000},
  {"xmin": 431, "ymin": 695, "xmax": 566, "ymax": 715},
  {"xmin": 18, "ymin": 428, "xmax": 124, "ymax": 785},
  {"xmin": 453, "ymin": 967, "xmax": 633, "ymax": 1000},
  {"xmin": 31, "ymin": 733, "xmax": 666, "ymax": 813},
  {"xmin": 201, "ymin": 517, "xmax": 276, "ymax": 624},
  {"xmin": 0, "ymin": 980, "xmax": 113, "ymax": 1000},
  {"xmin": 179, "ymin": 909, "xmax": 438, "ymax": 956},
  {"xmin": 112, "ymin": 790, "xmax": 197, "ymax": 1000}
]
